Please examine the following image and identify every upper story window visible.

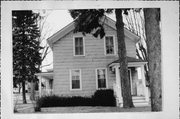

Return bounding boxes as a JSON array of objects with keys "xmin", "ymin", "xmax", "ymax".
[
  {"xmin": 74, "ymin": 37, "xmax": 85, "ymax": 56},
  {"xmin": 70, "ymin": 69, "xmax": 82, "ymax": 90},
  {"xmin": 104, "ymin": 36, "xmax": 115, "ymax": 55}
]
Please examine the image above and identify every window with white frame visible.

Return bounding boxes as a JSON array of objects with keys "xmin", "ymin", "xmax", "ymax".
[
  {"xmin": 70, "ymin": 69, "xmax": 81, "ymax": 90},
  {"xmin": 105, "ymin": 36, "xmax": 115, "ymax": 55},
  {"xmin": 74, "ymin": 37, "xmax": 84, "ymax": 56},
  {"xmin": 96, "ymin": 68, "xmax": 107, "ymax": 89}
]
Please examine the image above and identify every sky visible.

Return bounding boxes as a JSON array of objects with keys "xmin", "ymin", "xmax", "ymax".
[{"xmin": 45, "ymin": 10, "xmax": 74, "ymax": 34}]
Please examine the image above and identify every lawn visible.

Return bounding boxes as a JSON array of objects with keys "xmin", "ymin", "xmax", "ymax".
[
  {"xmin": 16, "ymin": 105, "xmax": 151, "ymax": 113},
  {"xmin": 40, "ymin": 106, "xmax": 151, "ymax": 113}
]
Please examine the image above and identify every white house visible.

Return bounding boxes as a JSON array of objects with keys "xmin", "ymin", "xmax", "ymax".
[{"xmin": 36, "ymin": 16, "xmax": 150, "ymax": 107}]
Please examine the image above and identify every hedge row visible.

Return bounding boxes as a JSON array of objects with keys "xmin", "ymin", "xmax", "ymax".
[{"xmin": 36, "ymin": 89, "xmax": 116, "ymax": 108}]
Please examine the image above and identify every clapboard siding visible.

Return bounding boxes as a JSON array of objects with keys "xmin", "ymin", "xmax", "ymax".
[{"xmin": 53, "ymin": 24, "xmax": 137, "ymax": 96}]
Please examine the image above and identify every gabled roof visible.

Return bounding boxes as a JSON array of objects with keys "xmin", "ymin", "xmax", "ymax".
[{"xmin": 47, "ymin": 16, "xmax": 140, "ymax": 49}]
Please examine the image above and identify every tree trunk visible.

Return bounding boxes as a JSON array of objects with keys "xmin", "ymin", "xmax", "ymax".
[
  {"xmin": 18, "ymin": 83, "xmax": 21, "ymax": 94},
  {"xmin": 115, "ymin": 9, "xmax": 134, "ymax": 108},
  {"xmin": 144, "ymin": 8, "xmax": 162, "ymax": 111},
  {"xmin": 30, "ymin": 80, "xmax": 35, "ymax": 101},
  {"xmin": 22, "ymin": 80, "xmax": 27, "ymax": 104}
]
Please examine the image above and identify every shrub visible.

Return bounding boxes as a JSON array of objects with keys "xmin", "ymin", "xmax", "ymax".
[
  {"xmin": 36, "ymin": 95, "xmax": 93, "ymax": 107},
  {"xmin": 36, "ymin": 89, "xmax": 116, "ymax": 108},
  {"xmin": 34, "ymin": 97, "xmax": 41, "ymax": 112},
  {"xmin": 34, "ymin": 106, "xmax": 41, "ymax": 112},
  {"xmin": 93, "ymin": 89, "xmax": 116, "ymax": 106}
]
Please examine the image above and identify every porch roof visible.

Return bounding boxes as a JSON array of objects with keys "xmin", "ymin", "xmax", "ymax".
[
  {"xmin": 108, "ymin": 57, "xmax": 147, "ymax": 67},
  {"xmin": 35, "ymin": 71, "xmax": 53, "ymax": 80},
  {"xmin": 113, "ymin": 57, "xmax": 146, "ymax": 63}
]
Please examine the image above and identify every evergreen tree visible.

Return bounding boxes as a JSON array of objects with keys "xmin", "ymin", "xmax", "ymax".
[{"xmin": 13, "ymin": 10, "xmax": 42, "ymax": 104}]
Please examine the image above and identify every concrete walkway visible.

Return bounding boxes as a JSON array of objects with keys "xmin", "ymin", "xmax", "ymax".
[
  {"xmin": 15, "ymin": 103, "xmax": 35, "ymax": 113},
  {"xmin": 14, "ymin": 93, "xmax": 35, "ymax": 113}
]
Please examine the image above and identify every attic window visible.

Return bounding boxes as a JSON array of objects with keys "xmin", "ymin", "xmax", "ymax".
[
  {"xmin": 74, "ymin": 37, "xmax": 85, "ymax": 56},
  {"xmin": 105, "ymin": 36, "xmax": 115, "ymax": 55}
]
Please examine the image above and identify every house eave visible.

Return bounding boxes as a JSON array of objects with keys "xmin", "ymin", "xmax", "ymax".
[
  {"xmin": 109, "ymin": 61, "xmax": 147, "ymax": 69},
  {"xmin": 35, "ymin": 72, "xmax": 53, "ymax": 80},
  {"xmin": 47, "ymin": 21, "xmax": 75, "ymax": 49},
  {"xmin": 103, "ymin": 16, "xmax": 140, "ymax": 43}
]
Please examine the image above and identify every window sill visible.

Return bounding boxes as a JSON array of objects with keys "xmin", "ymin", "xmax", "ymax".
[
  {"xmin": 70, "ymin": 88, "xmax": 82, "ymax": 91},
  {"xmin": 105, "ymin": 54, "xmax": 118, "ymax": 57},
  {"xmin": 97, "ymin": 88, "xmax": 107, "ymax": 90},
  {"xmin": 73, "ymin": 55, "xmax": 85, "ymax": 57}
]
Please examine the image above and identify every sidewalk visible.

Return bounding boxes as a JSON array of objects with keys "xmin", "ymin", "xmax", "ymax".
[
  {"xmin": 14, "ymin": 93, "xmax": 35, "ymax": 113},
  {"xmin": 15, "ymin": 103, "xmax": 35, "ymax": 113}
]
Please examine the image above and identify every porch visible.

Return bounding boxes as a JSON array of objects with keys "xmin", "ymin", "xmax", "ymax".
[
  {"xmin": 35, "ymin": 71, "xmax": 53, "ymax": 97},
  {"xmin": 109, "ymin": 57, "xmax": 150, "ymax": 107}
]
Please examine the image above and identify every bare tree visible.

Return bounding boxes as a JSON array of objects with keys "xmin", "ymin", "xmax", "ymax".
[
  {"xmin": 30, "ymin": 10, "xmax": 53, "ymax": 101},
  {"xmin": 123, "ymin": 9, "xmax": 149, "ymax": 86}
]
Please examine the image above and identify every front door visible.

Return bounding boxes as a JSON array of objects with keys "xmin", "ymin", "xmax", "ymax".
[{"xmin": 128, "ymin": 69, "xmax": 137, "ymax": 96}]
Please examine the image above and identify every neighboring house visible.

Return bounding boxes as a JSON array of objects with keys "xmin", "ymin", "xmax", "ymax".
[{"xmin": 36, "ymin": 17, "xmax": 150, "ymax": 107}]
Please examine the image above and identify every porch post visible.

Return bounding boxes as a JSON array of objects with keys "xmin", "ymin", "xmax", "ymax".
[
  {"xmin": 45, "ymin": 79, "xmax": 48, "ymax": 94},
  {"xmin": 141, "ymin": 65, "xmax": 149, "ymax": 102},
  {"xmin": 38, "ymin": 76, "xmax": 42, "ymax": 97},
  {"xmin": 115, "ymin": 66, "xmax": 123, "ymax": 105},
  {"xmin": 45, "ymin": 78, "xmax": 50, "ymax": 95}
]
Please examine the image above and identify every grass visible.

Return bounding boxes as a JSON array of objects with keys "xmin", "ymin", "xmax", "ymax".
[
  {"xmin": 40, "ymin": 106, "xmax": 151, "ymax": 113},
  {"xmin": 16, "ymin": 105, "xmax": 151, "ymax": 113}
]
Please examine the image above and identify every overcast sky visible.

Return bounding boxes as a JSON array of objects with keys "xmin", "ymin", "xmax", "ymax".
[{"xmin": 45, "ymin": 10, "xmax": 74, "ymax": 34}]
